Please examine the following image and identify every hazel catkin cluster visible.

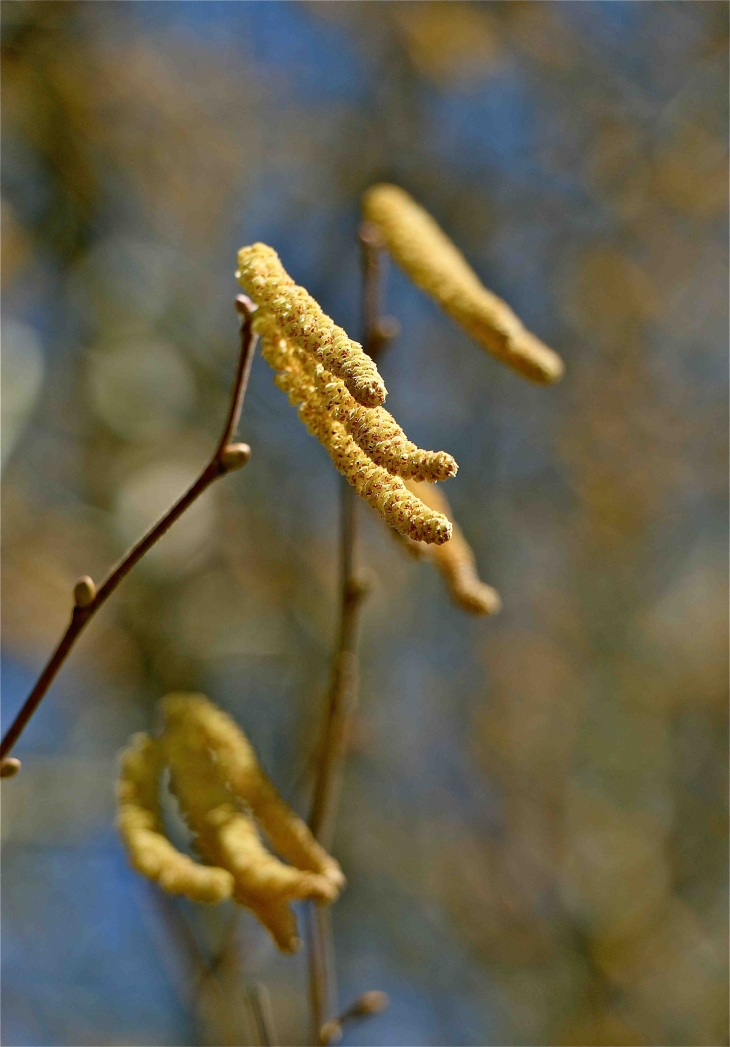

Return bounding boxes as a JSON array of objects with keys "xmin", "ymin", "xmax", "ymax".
[
  {"xmin": 237, "ymin": 246, "xmax": 456, "ymax": 545},
  {"xmin": 362, "ymin": 184, "xmax": 564, "ymax": 386},
  {"xmin": 116, "ymin": 693, "xmax": 344, "ymax": 953}
]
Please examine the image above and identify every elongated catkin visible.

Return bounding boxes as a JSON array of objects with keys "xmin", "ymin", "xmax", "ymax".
[
  {"xmin": 237, "ymin": 243, "xmax": 387, "ymax": 408},
  {"xmin": 162, "ymin": 694, "xmax": 345, "ymax": 891},
  {"xmin": 362, "ymin": 184, "xmax": 564, "ymax": 385},
  {"xmin": 161, "ymin": 694, "xmax": 343, "ymax": 953},
  {"xmin": 258, "ymin": 309, "xmax": 455, "ymax": 483},
  {"xmin": 116, "ymin": 732, "xmax": 234, "ymax": 904},
  {"xmin": 260, "ymin": 325, "xmax": 451, "ymax": 544},
  {"xmin": 403, "ymin": 479, "xmax": 501, "ymax": 616}
]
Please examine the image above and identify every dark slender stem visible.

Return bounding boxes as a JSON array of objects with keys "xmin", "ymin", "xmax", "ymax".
[
  {"xmin": 306, "ymin": 227, "xmax": 386, "ymax": 1045},
  {"xmin": 1, "ymin": 299, "xmax": 258, "ymax": 762}
]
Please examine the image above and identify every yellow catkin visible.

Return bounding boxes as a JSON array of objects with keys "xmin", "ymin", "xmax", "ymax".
[
  {"xmin": 162, "ymin": 695, "xmax": 342, "ymax": 953},
  {"xmin": 257, "ymin": 309, "xmax": 457, "ymax": 483},
  {"xmin": 162, "ymin": 693, "xmax": 345, "ymax": 891},
  {"xmin": 116, "ymin": 732, "xmax": 234, "ymax": 904},
  {"xmin": 404, "ymin": 479, "xmax": 501, "ymax": 616},
  {"xmin": 362, "ymin": 184, "xmax": 564, "ymax": 385},
  {"xmin": 236, "ymin": 243, "xmax": 387, "ymax": 408},
  {"xmin": 258, "ymin": 321, "xmax": 452, "ymax": 544}
]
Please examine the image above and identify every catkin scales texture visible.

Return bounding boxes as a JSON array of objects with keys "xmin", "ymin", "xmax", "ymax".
[
  {"xmin": 237, "ymin": 243, "xmax": 387, "ymax": 407},
  {"xmin": 258, "ymin": 318, "xmax": 452, "ymax": 544},
  {"xmin": 116, "ymin": 694, "xmax": 344, "ymax": 952},
  {"xmin": 362, "ymin": 184, "xmax": 564, "ymax": 385},
  {"xmin": 254, "ymin": 308, "xmax": 454, "ymax": 544},
  {"xmin": 116, "ymin": 733, "xmax": 234, "ymax": 903}
]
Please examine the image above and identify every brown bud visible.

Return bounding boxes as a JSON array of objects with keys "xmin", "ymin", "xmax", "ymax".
[
  {"xmin": 220, "ymin": 443, "xmax": 251, "ymax": 472},
  {"xmin": 358, "ymin": 220, "xmax": 386, "ymax": 251},
  {"xmin": 0, "ymin": 757, "xmax": 21, "ymax": 779},
  {"xmin": 319, "ymin": 1021, "xmax": 342, "ymax": 1046},
  {"xmin": 354, "ymin": 991, "xmax": 389, "ymax": 1016},
  {"xmin": 371, "ymin": 316, "xmax": 401, "ymax": 354},
  {"xmin": 74, "ymin": 576, "xmax": 96, "ymax": 609}
]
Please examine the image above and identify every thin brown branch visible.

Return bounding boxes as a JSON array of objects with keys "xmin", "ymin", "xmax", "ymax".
[
  {"xmin": 0, "ymin": 296, "xmax": 258, "ymax": 764},
  {"xmin": 319, "ymin": 991, "xmax": 390, "ymax": 1046},
  {"xmin": 305, "ymin": 225, "xmax": 393, "ymax": 1045}
]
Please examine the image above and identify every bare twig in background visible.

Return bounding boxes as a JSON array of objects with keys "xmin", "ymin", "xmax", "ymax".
[
  {"xmin": 305, "ymin": 225, "xmax": 392, "ymax": 1045},
  {"xmin": 248, "ymin": 981, "xmax": 279, "ymax": 1047},
  {"xmin": 0, "ymin": 297, "xmax": 258, "ymax": 766},
  {"xmin": 319, "ymin": 990, "xmax": 390, "ymax": 1046}
]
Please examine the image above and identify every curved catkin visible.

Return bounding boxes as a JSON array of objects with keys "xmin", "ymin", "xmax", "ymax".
[
  {"xmin": 162, "ymin": 693, "xmax": 345, "ymax": 891},
  {"xmin": 404, "ymin": 479, "xmax": 501, "ymax": 616},
  {"xmin": 315, "ymin": 371, "xmax": 458, "ymax": 483},
  {"xmin": 268, "ymin": 341, "xmax": 452, "ymax": 544},
  {"xmin": 116, "ymin": 732, "xmax": 234, "ymax": 904},
  {"xmin": 258, "ymin": 308, "xmax": 457, "ymax": 483},
  {"xmin": 362, "ymin": 184, "xmax": 564, "ymax": 386},
  {"xmin": 237, "ymin": 243, "xmax": 387, "ymax": 407},
  {"xmin": 162, "ymin": 695, "xmax": 342, "ymax": 953}
]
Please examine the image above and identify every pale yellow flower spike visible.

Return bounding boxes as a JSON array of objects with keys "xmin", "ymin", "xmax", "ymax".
[
  {"xmin": 362, "ymin": 184, "xmax": 564, "ymax": 386},
  {"xmin": 163, "ymin": 693, "xmax": 345, "ymax": 891},
  {"xmin": 236, "ymin": 242, "xmax": 387, "ymax": 408},
  {"xmin": 258, "ymin": 323, "xmax": 452, "ymax": 544},
  {"xmin": 404, "ymin": 479, "xmax": 502, "ymax": 616},
  {"xmin": 116, "ymin": 732, "xmax": 234, "ymax": 904},
  {"xmin": 256, "ymin": 308, "xmax": 457, "ymax": 483},
  {"xmin": 161, "ymin": 695, "xmax": 343, "ymax": 954}
]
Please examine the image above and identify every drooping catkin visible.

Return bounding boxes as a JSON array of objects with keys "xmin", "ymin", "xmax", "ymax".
[
  {"xmin": 362, "ymin": 184, "xmax": 564, "ymax": 386},
  {"xmin": 116, "ymin": 732, "xmax": 234, "ymax": 904},
  {"xmin": 161, "ymin": 694, "xmax": 343, "ymax": 953},
  {"xmin": 257, "ymin": 309, "xmax": 457, "ymax": 484},
  {"xmin": 403, "ymin": 479, "xmax": 501, "ymax": 616},
  {"xmin": 162, "ymin": 694, "xmax": 345, "ymax": 892},
  {"xmin": 258, "ymin": 322, "xmax": 452, "ymax": 544},
  {"xmin": 236, "ymin": 243, "xmax": 387, "ymax": 408}
]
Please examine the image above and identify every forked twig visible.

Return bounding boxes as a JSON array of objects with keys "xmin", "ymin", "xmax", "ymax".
[
  {"xmin": 319, "ymin": 990, "xmax": 390, "ymax": 1046},
  {"xmin": 0, "ymin": 296, "xmax": 258, "ymax": 767}
]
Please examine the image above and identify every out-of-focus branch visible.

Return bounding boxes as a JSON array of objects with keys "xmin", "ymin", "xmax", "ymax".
[
  {"xmin": 146, "ymin": 890, "xmax": 266, "ymax": 1047},
  {"xmin": 319, "ymin": 990, "xmax": 390, "ymax": 1046},
  {"xmin": 305, "ymin": 225, "xmax": 393, "ymax": 1045},
  {"xmin": 0, "ymin": 297, "xmax": 258, "ymax": 769}
]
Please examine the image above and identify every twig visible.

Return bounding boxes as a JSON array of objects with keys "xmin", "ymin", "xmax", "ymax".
[
  {"xmin": 319, "ymin": 991, "xmax": 390, "ymax": 1046},
  {"xmin": 0, "ymin": 296, "xmax": 258, "ymax": 766},
  {"xmin": 145, "ymin": 888, "xmax": 257, "ymax": 1047},
  {"xmin": 248, "ymin": 981, "xmax": 279, "ymax": 1047},
  {"xmin": 305, "ymin": 225, "xmax": 392, "ymax": 1045}
]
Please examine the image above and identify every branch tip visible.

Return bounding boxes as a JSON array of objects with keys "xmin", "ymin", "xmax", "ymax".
[
  {"xmin": 235, "ymin": 293, "xmax": 256, "ymax": 317},
  {"xmin": 319, "ymin": 991, "xmax": 389, "ymax": 1045},
  {"xmin": 219, "ymin": 442, "xmax": 252, "ymax": 472},
  {"xmin": 0, "ymin": 757, "xmax": 21, "ymax": 779},
  {"xmin": 358, "ymin": 220, "xmax": 386, "ymax": 251},
  {"xmin": 73, "ymin": 576, "xmax": 96, "ymax": 609},
  {"xmin": 353, "ymin": 990, "xmax": 389, "ymax": 1015}
]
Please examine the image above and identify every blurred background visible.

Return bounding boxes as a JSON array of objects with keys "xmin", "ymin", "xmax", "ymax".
[{"xmin": 1, "ymin": 2, "xmax": 728, "ymax": 1045}]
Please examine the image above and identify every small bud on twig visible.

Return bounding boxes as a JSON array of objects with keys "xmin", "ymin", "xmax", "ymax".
[
  {"xmin": 219, "ymin": 442, "xmax": 252, "ymax": 472},
  {"xmin": 354, "ymin": 991, "xmax": 389, "ymax": 1015},
  {"xmin": 319, "ymin": 990, "xmax": 389, "ymax": 1045},
  {"xmin": 73, "ymin": 576, "xmax": 96, "ymax": 609},
  {"xmin": 359, "ymin": 220, "xmax": 387, "ymax": 251},
  {"xmin": 372, "ymin": 316, "xmax": 401, "ymax": 352},
  {"xmin": 0, "ymin": 757, "xmax": 21, "ymax": 779},
  {"xmin": 319, "ymin": 1021, "xmax": 342, "ymax": 1046},
  {"xmin": 235, "ymin": 293, "xmax": 256, "ymax": 318}
]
